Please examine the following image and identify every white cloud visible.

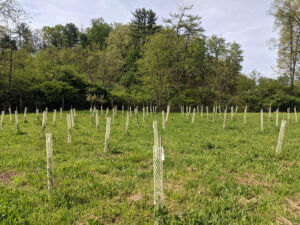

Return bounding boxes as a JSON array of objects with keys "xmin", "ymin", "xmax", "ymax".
[{"xmin": 19, "ymin": 0, "xmax": 278, "ymax": 78}]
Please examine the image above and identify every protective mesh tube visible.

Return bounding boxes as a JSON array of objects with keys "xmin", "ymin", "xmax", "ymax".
[
  {"xmin": 153, "ymin": 121, "xmax": 163, "ymax": 208},
  {"xmin": 261, "ymin": 109, "xmax": 264, "ymax": 132},
  {"xmin": 67, "ymin": 114, "xmax": 71, "ymax": 143},
  {"xmin": 104, "ymin": 117, "xmax": 111, "ymax": 152},
  {"xmin": 276, "ymin": 120, "xmax": 286, "ymax": 155},
  {"xmin": 46, "ymin": 133, "xmax": 53, "ymax": 201}
]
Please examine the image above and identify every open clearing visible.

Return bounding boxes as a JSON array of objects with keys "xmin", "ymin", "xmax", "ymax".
[{"xmin": 0, "ymin": 111, "xmax": 299, "ymax": 224}]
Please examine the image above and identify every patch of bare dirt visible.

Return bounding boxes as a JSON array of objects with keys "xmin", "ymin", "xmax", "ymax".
[
  {"xmin": 0, "ymin": 171, "xmax": 16, "ymax": 182},
  {"xmin": 286, "ymin": 197, "xmax": 300, "ymax": 214},
  {"xmin": 126, "ymin": 192, "xmax": 143, "ymax": 202},
  {"xmin": 276, "ymin": 216, "xmax": 292, "ymax": 225},
  {"xmin": 238, "ymin": 196, "xmax": 258, "ymax": 207},
  {"xmin": 236, "ymin": 173, "xmax": 270, "ymax": 187}
]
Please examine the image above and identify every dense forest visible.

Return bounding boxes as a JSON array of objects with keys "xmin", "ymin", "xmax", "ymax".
[{"xmin": 0, "ymin": 0, "xmax": 300, "ymax": 111}]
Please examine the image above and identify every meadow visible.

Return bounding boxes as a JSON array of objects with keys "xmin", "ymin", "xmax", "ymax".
[{"xmin": 0, "ymin": 109, "xmax": 299, "ymax": 224}]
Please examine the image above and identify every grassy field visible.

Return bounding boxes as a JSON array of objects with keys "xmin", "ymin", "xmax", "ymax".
[{"xmin": 0, "ymin": 110, "xmax": 299, "ymax": 224}]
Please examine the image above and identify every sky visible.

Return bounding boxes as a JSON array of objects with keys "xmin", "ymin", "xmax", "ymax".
[{"xmin": 19, "ymin": 0, "xmax": 278, "ymax": 78}]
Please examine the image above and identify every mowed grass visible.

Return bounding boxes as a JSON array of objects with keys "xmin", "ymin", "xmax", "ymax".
[{"xmin": 0, "ymin": 110, "xmax": 299, "ymax": 225}]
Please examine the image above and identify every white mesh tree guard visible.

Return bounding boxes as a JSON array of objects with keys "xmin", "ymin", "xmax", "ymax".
[
  {"xmin": 104, "ymin": 117, "xmax": 111, "ymax": 152},
  {"xmin": 67, "ymin": 114, "xmax": 71, "ymax": 143},
  {"xmin": 9, "ymin": 107, "xmax": 12, "ymax": 121},
  {"xmin": 276, "ymin": 108, "xmax": 279, "ymax": 127},
  {"xmin": 46, "ymin": 133, "xmax": 53, "ymax": 201},
  {"xmin": 52, "ymin": 109, "xmax": 56, "ymax": 127},
  {"xmin": 153, "ymin": 121, "xmax": 163, "ymax": 209},
  {"xmin": 261, "ymin": 109, "xmax": 264, "ymax": 132},
  {"xmin": 0, "ymin": 110, "xmax": 4, "ymax": 129},
  {"xmin": 244, "ymin": 105, "xmax": 247, "ymax": 124},
  {"xmin": 125, "ymin": 111, "xmax": 130, "ymax": 135},
  {"xmin": 223, "ymin": 107, "xmax": 227, "ymax": 129},
  {"xmin": 276, "ymin": 120, "xmax": 286, "ymax": 155}
]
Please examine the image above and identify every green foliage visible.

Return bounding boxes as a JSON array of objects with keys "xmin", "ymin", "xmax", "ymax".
[{"xmin": 0, "ymin": 3, "xmax": 300, "ymax": 110}]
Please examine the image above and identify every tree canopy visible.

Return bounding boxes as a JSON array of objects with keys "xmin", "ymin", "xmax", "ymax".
[{"xmin": 0, "ymin": 1, "xmax": 300, "ymax": 111}]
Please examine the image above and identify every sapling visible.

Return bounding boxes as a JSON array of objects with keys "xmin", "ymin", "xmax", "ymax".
[
  {"xmin": 106, "ymin": 107, "xmax": 109, "ymax": 117},
  {"xmin": 46, "ymin": 133, "xmax": 53, "ymax": 201},
  {"xmin": 261, "ymin": 109, "xmax": 264, "ymax": 132},
  {"xmin": 101, "ymin": 105, "xmax": 103, "ymax": 115},
  {"xmin": 122, "ymin": 105, "xmax": 124, "ymax": 115},
  {"xmin": 67, "ymin": 114, "xmax": 71, "ymax": 143},
  {"xmin": 96, "ymin": 110, "xmax": 99, "ymax": 130},
  {"xmin": 294, "ymin": 107, "xmax": 297, "ymax": 123},
  {"xmin": 130, "ymin": 106, "xmax": 132, "ymax": 116},
  {"xmin": 197, "ymin": 105, "xmax": 199, "ymax": 114},
  {"xmin": 287, "ymin": 107, "xmax": 290, "ymax": 124},
  {"xmin": 9, "ymin": 106, "xmax": 12, "ymax": 121},
  {"xmin": 146, "ymin": 106, "xmax": 149, "ymax": 117},
  {"xmin": 153, "ymin": 121, "xmax": 164, "ymax": 219},
  {"xmin": 23, "ymin": 107, "xmax": 27, "ymax": 123},
  {"xmin": 125, "ymin": 111, "xmax": 130, "ymax": 135},
  {"xmin": 73, "ymin": 108, "xmax": 76, "ymax": 118},
  {"xmin": 231, "ymin": 106, "xmax": 234, "ymax": 121},
  {"xmin": 15, "ymin": 110, "xmax": 20, "ymax": 132},
  {"xmin": 206, "ymin": 106, "xmax": 208, "ymax": 120},
  {"xmin": 276, "ymin": 120, "xmax": 286, "ymax": 155},
  {"xmin": 162, "ymin": 110, "xmax": 165, "ymax": 130},
  {"xmin": 223, "ymin": 107, "xmax": 227, "ymax": 129},
  {"xmin": 219, "ymin": 105, "xmax": 221, "ymax": 119},
  {"xmin": 192, "ymin": 108, "xmax": 195, "ymax": 123},
  {"xmin": 104, "ymin": 117, "xmax": 111, "ymax": 152}
]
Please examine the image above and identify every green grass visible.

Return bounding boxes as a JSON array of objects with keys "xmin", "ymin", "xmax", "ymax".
[{"xmin": 0, "ymin": 110, "xmax": 299, "ymax": 224}]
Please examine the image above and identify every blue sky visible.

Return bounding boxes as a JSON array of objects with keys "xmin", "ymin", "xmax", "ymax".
[{"xmin": 19, "ymin": 0, "xmax": 278, "ymax": 78}]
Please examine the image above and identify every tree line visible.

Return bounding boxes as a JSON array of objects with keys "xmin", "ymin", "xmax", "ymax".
[{"xmin": 0, "ymin": 0, "xmax": 299, "ymax": 111}]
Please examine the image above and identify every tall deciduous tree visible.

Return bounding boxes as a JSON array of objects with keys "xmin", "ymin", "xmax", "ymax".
[{"xmin": 269, "ymin": 0, "xmax": 300, "ymax": 92}]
